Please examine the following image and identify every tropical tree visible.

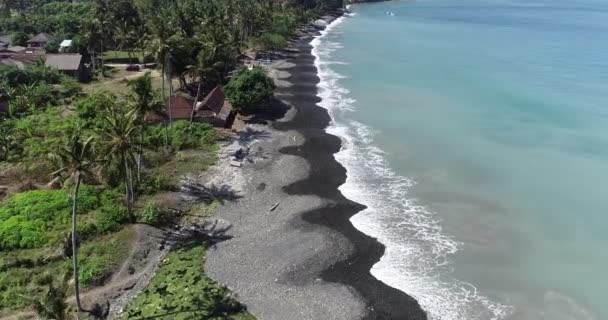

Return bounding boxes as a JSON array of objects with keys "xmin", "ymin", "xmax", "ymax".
[
  {"xmin": 98, "ymin": 104, "xmax": 138, "ymax": 221},
  {"xmin": 224, "ymin": 67, "xmax": 275, "ymax": 112},
  {"xmin": 115, "ymin": 20, "xmax": 137, "ymax": 61},
  {"xmin": 49, "ymin": 133, "xmax": 96, "ymax": 313},
  {"xmin": 128, "ymin": 72, "xmax": 160, "ymax": 175}
]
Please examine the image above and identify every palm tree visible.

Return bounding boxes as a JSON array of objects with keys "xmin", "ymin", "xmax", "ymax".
[
  {"xmin": 128, "ymin": 72, "xmax": 159, "ymax": 176},
  {"xmin": 115, "ymin": 21, "xmax": 137, "ymax": 62},
  {"xmin": 49, "ymin": 134, "xmax": 96, "ymax": 313},
  {"xmin": 99, "ymin": 105, "xmax": 138, "ymax": 221}
]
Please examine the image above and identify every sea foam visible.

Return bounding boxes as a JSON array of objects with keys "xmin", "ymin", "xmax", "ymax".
[{"xmin": 311, "ymin": 16, "xmax": 513, "ymax": 320}]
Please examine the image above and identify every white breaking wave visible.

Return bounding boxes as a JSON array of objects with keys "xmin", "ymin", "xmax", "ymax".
[{"xmin": 311, "ymin": 16, "xmax": 513, "ymax": 320}]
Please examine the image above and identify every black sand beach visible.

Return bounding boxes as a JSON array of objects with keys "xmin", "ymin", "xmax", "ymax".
[
  {"xmin": 275, "ymin": 24, "xmax": 427, "ymax": 320},
  {"xmin": 203, "ymin": 14, "xmax": 428, "ymax": 320}
]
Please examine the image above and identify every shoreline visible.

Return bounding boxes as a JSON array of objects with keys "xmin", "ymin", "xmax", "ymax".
[
  {"xmin": 203, "ymin": 12, "xmax": 427, "ymax": 320},
  {"xmin": 275, "ymin": 16, "xmax": 427, "ymax": 320}
]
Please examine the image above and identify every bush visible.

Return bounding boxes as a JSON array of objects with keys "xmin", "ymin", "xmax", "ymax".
[
  {"xmin": 137, "ymin": 201, "xmax": 169, "ymax": 226},
  {"xmin": 11, "ymin": 31, "xmax": 28, "ymax": 47},
  {"xmin": 44, "ymin": 40, "xmax": 60, "ymax": 53},
  {"xmin": 137, "ymin": 174, "xmax": 174, "ymax": 195},
  {"xmin": 60, "ymin": 77, "xmax": 82, "ymax": 98},
  {"xmin": 96, "ymin": 189, "xmax": 129, "ymax": 233},
  {"xmin": 225, "ymin": 67, "xmax": 275, "ymax": 112},
  {"xmin": 254, "ymin": 33, "xmax": 287, "ymax": 51},
  {"xmin": 144, "ymin": 121, "xmax": 216, "ymax": 151},
  {"xmin": 0, "ymin": 186, "xmax": 99, "ymax": 250}
]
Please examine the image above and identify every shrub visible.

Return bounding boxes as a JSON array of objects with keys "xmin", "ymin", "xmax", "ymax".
[
  {"xmin": 60, "ymin": 77, "xmax": 82, "ymax": 98},
  {"xmin": 137, "ymin": 174, "xmax": 174, "ymax": 195},
  {"xmin": 96, "ymin": 189, "xmax": 129, "ymax": 233},
  {"xmin": 137, "ymin": 201, "xmax": 167, "ymax": 226},
  {"xmin": 144, "ymin": 121, "xmax": 216, "ymax": 151},
  {"xmin": 11, "ymin": 31, "xmax": 28, "ymax": 47},
  {"xmin": 44, "ymin": 40, "xmax": 60, "ymax": 53},
  {"xmin": 254, "ymin": 33, "xmax": 287, "ymax": 51},
  {"xmin": 0, "ymin": 186, "xmax": 99, "ymax": 250},
  {"xmin": 225, "ymin": 67, "xmax": 275, "ymax": 112}
]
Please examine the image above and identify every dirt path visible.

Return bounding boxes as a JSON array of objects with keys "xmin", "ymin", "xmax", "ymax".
[{"xmin": 0, "ymin": 224, "xmax": 172, "ymax": 320}]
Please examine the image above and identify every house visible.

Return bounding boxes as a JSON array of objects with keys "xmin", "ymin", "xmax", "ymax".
[
  {"xmin": 27, "ymin": 33, "xmax": 56, "ymax": 49},
  {"xmin": 194, "ymin": 86, "xmax": 234, "ymax": 127},
  {"xmin": 0, "ymin": 53, "xmax": 41, "ymax": 69},
  {"xmin": 45, "ymin": 54, "xmax": 86, "ymax": 80},
  {"xmin": 0, "ymin": 45, "xmax": 26, "ymax": 54},
  {"xmin": 59, "ymin": 40, "xmax": 73, "ymax": 53},
  {"xmin": 0, "ymin": 34, "xmax": 12, "ymax": 46},
  {"xmin": 149, "ymin": 86, "xmax": 234, "ymax": 128}
]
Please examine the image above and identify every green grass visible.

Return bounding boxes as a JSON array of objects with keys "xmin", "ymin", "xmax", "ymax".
[
  {"xmin": 0, "ymin": 227, "xmax": 133, "ymax": 312},
  {"xmin": 102, "ymin": 50, "xmax": 140, "ymax": 63},
  {"xmin": 123, "ymin": 242, "xmax": 255, "ymax": 320},
  {"xmin": 0, "ymin": 186, "xmax": 100, "ymax": 250}
]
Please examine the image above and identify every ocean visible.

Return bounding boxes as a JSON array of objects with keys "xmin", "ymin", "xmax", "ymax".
[{"xmin": 311, "ymin": 0, "xmax": 608, "ymax": 319}]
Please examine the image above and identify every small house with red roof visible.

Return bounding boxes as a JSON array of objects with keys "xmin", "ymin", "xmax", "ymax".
[{"xmin": 150, "ymin": 85, "xmax": 234, "ymax": 128}]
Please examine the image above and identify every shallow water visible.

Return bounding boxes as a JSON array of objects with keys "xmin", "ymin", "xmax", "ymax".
[{"xmin": 313, "ymin": 1, "xmax": 608, "ymax": 319}]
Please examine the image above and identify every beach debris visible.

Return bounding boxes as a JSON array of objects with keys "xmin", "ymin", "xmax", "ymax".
[
  {"xmin": 230, "ymin": 161, "xmax": 242, "ymax": 168},
  {"xmin": 269, "ymin": 202, "xmax": 280, "ymax": 212}
]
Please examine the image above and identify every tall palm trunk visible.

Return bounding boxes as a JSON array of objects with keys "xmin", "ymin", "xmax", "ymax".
[
  {"xmin": 71, "ymin": 175, "xmax": 82, "ymax": 312},
  {"xmin": 123, "ymin": 157, "xmax": 134, "ymax": 222},
  {"xmin": 161, "ymin": 63, "xmax": 170, "ymax": 146},
  {"xmin": 166, "ymin": 59, "xmax": 173, "ymax": 127}
]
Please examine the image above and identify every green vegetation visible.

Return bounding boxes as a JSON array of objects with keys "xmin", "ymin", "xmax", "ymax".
[
  {"xmin": 124, "ymin": 242, "xmax": 255, "ymax": 320},
  {"xmin": 0, "ymin": 187, "xmax": 99, "ymax": 250},
  {"xmin": 30, "ymin": 273, "xmax": 70, "ymax": 320},
  {"xmin": 0, "ymin": 0, "xmax": 342, "ymax": 316},
  {"xmin": 0, "ymin": 227, "xmax": 132, "ymax": 311},
  {"xmin": 225, "ymin": 67, "xmax": 275, "ymax": 112}
]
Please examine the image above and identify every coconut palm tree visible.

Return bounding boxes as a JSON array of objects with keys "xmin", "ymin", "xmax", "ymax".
[
  {"xmin": 98, "ymin": 105, "xmax": 138, "ymax": 221},
  {"xmin": 128, "ymin": 72, "xmax": 160, "ymax": 176},
  {"xmin": 49, "ymin": 134, "xmax": 96, "ymax": 313}
]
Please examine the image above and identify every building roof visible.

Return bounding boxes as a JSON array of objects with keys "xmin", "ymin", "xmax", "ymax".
[
  {"xmin": 7, "ymin": 46, "xmax": 26, "ymax": 53},
  {"xmin": 0, "ymin": 58, "xmax": 26, "ymax": 69},
  {"xmin": 60, "ymin": 39, "xmax": 73, "ymax": 47},
  {"xmin": 196, "ymin": 86, "xmax": 232, "ymax": 120},
  {"xmin": 45, "ymin": 54, "xmax": 82, "ymax": 71},
  {"xmin": 0, "ymin": 35, "xmax": 12, "ymax": 45},
  {"xmin": 27, "ymin": 32, "xmax": 56, "ymax": 44}
]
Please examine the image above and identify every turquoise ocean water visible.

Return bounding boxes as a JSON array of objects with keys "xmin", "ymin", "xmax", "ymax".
[{"xmin": 312, "ymin": 0, "xmax": 608, "ymax": 319}]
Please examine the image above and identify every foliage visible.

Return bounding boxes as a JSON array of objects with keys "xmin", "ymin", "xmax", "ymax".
[
  {"xmin": 11, "ymin": 31, "xmax": 28, "ymax": 46},
  {"xmin": 30, "ymin": 273, "xmax": 70, "ymax": 320},
  {"xmin": 12, "ymin": 107, "xmax": 81, "ymax": 160},
  {"xmin": 225, "ymin": 67, "xmax": 275, "ymax": 111},
  {"xmin": 137, "ymin": 200, "xmax": 169, "ymax": 226},
  {"xmin": 137, "ymin": 173, "xmax": 175, "ymax": 195},
  {"xmin": 45, "ymin": 39, "xmax": 60, "ymax": 53},
  {"xmin": 0, "ymin": 186, "xmax": 99, "ymax": 250},
  {"xmin": 144, "ymin": 121, "xmax": 216, "ymax": 151},
  {"xmin": 254, "ymin": 33, "xmax": 287, "ymax": 51},
  {"xmin": 0, "ymin": 61, "xmax": 63, "ymax": 87},
  {"xmin": 123, "ymin": 242, "xmax": 254, "ymax": 320},
  {"xmin": 0, "ymin": 226, "xmax": 132, "ymax": 311},
  {"xmin": 78, "ymin": 228, "xmax": 131, "ymax": 286}
]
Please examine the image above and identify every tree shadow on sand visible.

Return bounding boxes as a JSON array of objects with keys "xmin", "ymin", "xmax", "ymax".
[
  {"xmin": 240, "ymin": 97, "xmax": 291, "ymax": 125},
  {"xmin": 181, "ymin": 183, "xmax": 242, "ymax": 204}
]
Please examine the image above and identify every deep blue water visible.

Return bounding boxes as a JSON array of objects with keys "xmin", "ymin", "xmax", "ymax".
[{"xmin": 312, "ymin": 0, "xmax": 608, "ymax": 319}]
